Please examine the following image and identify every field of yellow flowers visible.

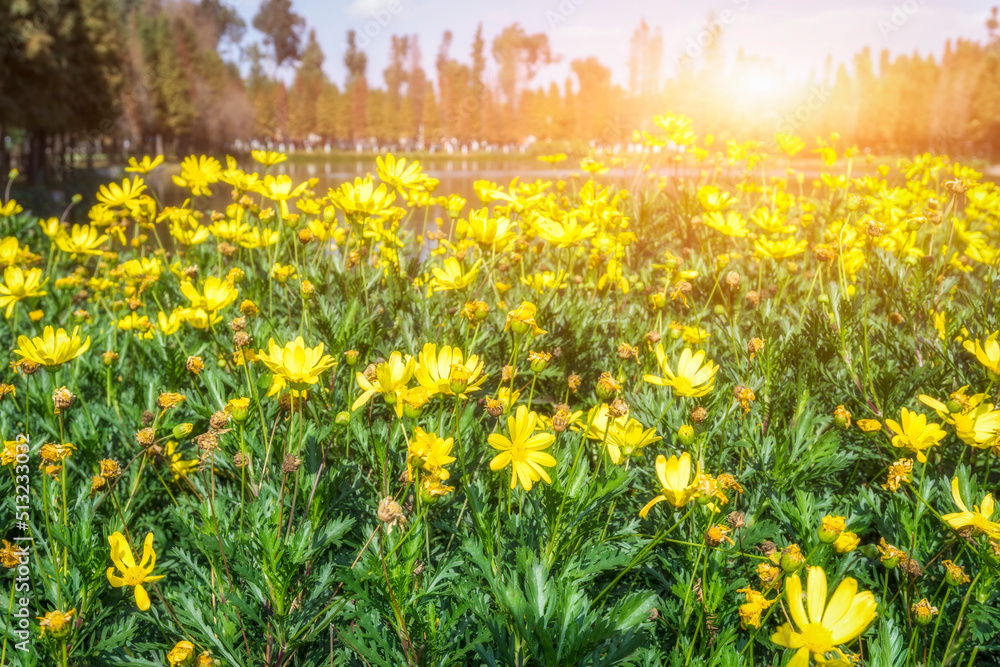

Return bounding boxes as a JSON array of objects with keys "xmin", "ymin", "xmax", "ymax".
[{"xmin": 1, "ymin": 115, "xmax": 999, "ymax": 666}]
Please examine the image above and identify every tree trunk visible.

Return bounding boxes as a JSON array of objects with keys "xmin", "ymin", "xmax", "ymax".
[
  {"xmin": 0, "ymin": 123, "xmax": 8, "ymax": 178},
  {"xmin": 28, "ymin": 129, "xmax": 47, "ymax": 185}
]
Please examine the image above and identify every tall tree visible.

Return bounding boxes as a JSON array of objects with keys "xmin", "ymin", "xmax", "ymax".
[
  {"xmin": 289, "ymin": 29, "xmax": 325, "ymax": 139},
  {"xmin": 253, "ymin": 0, "xmax": 305, "ymax": 68},
  {"xmin": 344, "ymin": 30, "xmax": 368, "ymax": 141}
]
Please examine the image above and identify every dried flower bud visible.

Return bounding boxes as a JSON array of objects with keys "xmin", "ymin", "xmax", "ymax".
[
  {"xmin": 135, "ymin": 428, "xmax": 155, "ymax": 448},
  {"xmin": 726, "ymin": 511, "xmax": 745, "ymax": 529},
  {"xmin": 53, "ymin": 386, "xmax": 76, "ymax": 414},
  {"xmin": 725, "ymin": 271, "xmax": 740, "ymax": 289},
  {"xmin": 485, "ymin": 398, "xmax": 504, "ymax": 417},
  {"xmin": 567, "ymin": 374, "xmax": 581, "ymax": 393},
  {"xmin": 608, "ymin": 398, "xmax": 629, "ymax": 418},
  {"xmin": 690, "ymin": 406, "xmax": 708, "ymax": 423},
  {"xmin": 187, "ymin": 356, "xmax": 205, "ymax": 376},
  {"xmin": 282, "ymin": 454, "xmax": 302, "ymax": 474},
  {"xmin": 596, "ymin": 372, "xmax": 621, "ymax": 399},
  {"xmin": 230, "ymin": 316, "xmax": 246, "ymax": 332},
  {"xmin": 502, "ymin": 365, "xmax": 517, "ymax": 383},
  {"xmin": 141, "ymin": 411, "xmax": 155, "ymax": 426},
  {"xmin": 196, "ymin": 432, "xmax": 219, "ymax": 452},
  {"xmin": 377, "ymin": 497, "xmax": 405, "ymax": 525},
  {"xmin": 209, "ymin": 411, "xmax": 229, "ymax": 431}
]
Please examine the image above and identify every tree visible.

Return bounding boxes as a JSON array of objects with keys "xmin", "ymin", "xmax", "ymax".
[
  {"xmin": 491, "ymin": 23, "xmax": 554, "ymax": 142},
  {"xmin": 289, "ymin": 30, "xmax": 325, "ymax": 139},
  {"xmin": 253, "ymin": 0, "xmax": 305, "ymax": 68},
  {"xmin": 344, "ymin": 30, "xmax": 368, "ymax": 141}
]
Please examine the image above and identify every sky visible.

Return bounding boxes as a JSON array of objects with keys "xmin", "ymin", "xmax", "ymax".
[{"xmin": 234, "ymin": 0, "xmax": 997, "ymax": 88}]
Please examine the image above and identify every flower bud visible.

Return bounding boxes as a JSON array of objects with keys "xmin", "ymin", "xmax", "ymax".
[
  {"xmin": 833, "ymin": 405, "xmax": 851, "ymax": 429},
  {"xmin": 677, "ymin": 425, "xmax": 695, "ymax": 446},
  {"xmin": 344, "ymin": 350, "xmax": 359, "ymax": 366},
  {"xmin": 449, "ymin": 364, "xmax": 471, "ymax": 394},
  {"xmin": 172, "ymin": 423, "xmax": 194, "ymax": 439},
  {"xmin": 911, "ymin": 599, "xmax": 938, "ymax": 626},
  {"xmin": 780, "ymin": 545, "xmax": 805, "ymax": 573},
  {"xmin": 818, "ymin": 515, "xmax": 845, "ymax": 544},
  {"xmin": 943, "ymin": 560, "xmax": 970, "ymax": 586},
  {"xmin": 528, "ymin": 351, "xmax": 551, "ymax": 373},
  {"xmin": 335, "ymin": 411, "xmax": 350, "ymax": 426},
  {"xmin": 832, "ymin": 531, "xmax": 859, "ymax": 554}
]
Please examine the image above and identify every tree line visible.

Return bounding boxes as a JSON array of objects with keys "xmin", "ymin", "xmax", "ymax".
[{"xmin": 2, "ymin": 1, "xmax": 1000, "ymax": 184}]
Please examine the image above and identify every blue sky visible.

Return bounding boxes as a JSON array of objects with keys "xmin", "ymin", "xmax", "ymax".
[{"xmin": 235, "ymin": 0, "xmax": 996, "ymax": 88}]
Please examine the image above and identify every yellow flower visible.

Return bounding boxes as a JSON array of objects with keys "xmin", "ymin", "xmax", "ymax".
[
  {"xmin": 172, "ymin": 155, "xmax": 222, "ymax": 197},
  {"xmin": 644, "ymin": 345, "xmax": 718, "ymax": 397},
  {"xmin": 124, "ymin": 155, "xmax": 164, "ymax": 175},
  {"xmin": 963, "ymin": 331, "xmax": 1000, "ymax": 375},
  {"xmin": 158, "ymin": 310, "xmax": 183, "ymax": 336},
  {"xmin": 0, "ymin": 266, "xmax": 47, "ymax": 318},
  {"xmin": 270, "ymin": 263, "xmax": 297, "ymax": 284},
  {"xmin": 429, "ymin": 257, "xmax": 481, "ymax": 293},
  {"xmin": 55, "ymin": 224, "xmax": 108, "ymax": 256},
  {"xmin": 252, "ymin": 150, "xmax": 288, "ymax": 167},
  {"xmin": 180, "ymin": 276, "xmax": 238, "ymax": 313},
  {"xmin": 535, "ymin": 216, "xmax": 596, "ymax": 247},
  {"xmin": 238, "ymin": 227, "xmax": 280, "ymax": 249},
  {"xmin": 256, "ymin": 337, "xmax": 336, "ymax": 391},
  {"xmin": 538, "ymin": 153, "xmax": 567, "ymax": 164},
  {"xmin": 754, "ymin": 236, "xmax": 808, "ymax": 260},
  {"xmin": 377, "ymin": 153, "xmax": 424, "ymax": 191},
  {"xmin": 639, "ymin": 453, "xmax": 700, "ymax": 516},
  {"xmin": 37, "ymin": 608, "xmax": 75, "ymax": 638},
  {"xmin": 586, "ymin": 404, "xmax": 661, "ymax": 464},
  {"xmin": 408, "ymin": 427, "xmax": 456, "ymax": 479},
  {"xmin": 1, "ymin": 539, "xmax": 27, "ymax": 567},
  {"xmin": 328, "ymin": 176, "xmax": 396, "ymax": 218},
  {"xmin": 885, "ymin": 408, "xmax": 946, "ymax": 463},
  {"xmin": 941, "ymin": 477, "xmax": 1000, "ymax": 539},
  {"xmin": 167, "ymin": 640, "xmax": 196, "ymax": 666},
  {"xmin": 0, "ymin": 199, "xmax": 24, "ymax": 217},
  {"xmin": 165, "ymin": 440, "xmax": 198, "ymax": 480},
  {"xmin": 414, "ymin": 343, "xmax": 487, "ymax": 397},
  {"xmin": 697, "ymin": 185, "xmax": 735, "ymax": 212},
  {"xmin": 458, "ymin": 208, "xmax": 517, "ymax": 250},
  {"xmin": 521, "ymin": 271, "xmax": 569, "ymax": 293},
  {"xmin": 15, "ymin": 326, "xmax": 91, "ymax": 367},
  {"xmin": 260, "ymin": 174, "xmax": 308, "ymax": 215},
  {"xmin": 832, "ymin": 531, "xmax": 860, "ymax": 554},
  {"xmin": 106, "ymin": 532, "xmax": 165, "ymax": 611},
  {"xmin": 703, "ymin": 211, "xmax": 749, "ymax": 237},
  {"xmin": 738, "ymin": 588, "xmax": 774, "ymax": 629},
  {"xmin": 488, "ymin": 405, "xmax": 556, "ymax": 491},
  {"xmin": 96, "ymin": 177, "xmax": 147, "ymax": 208},
  {"xmin": 751, "ymin": 208, "xmax": 795, "ymax": 234},
  {"xmin": 771, "ymin": 567, "xmax": 877, "ymax": 667},
  {"xmin": 117, "ymin": 313, "xmax": 155, "ymax": 339},
  {"xmin": 505, "ymin": 301, "xmax": 546, "ymax": 336},
  {"xmin": 775, "ymin": 133, "xmax": 805, "ymax": 157},
  {"xmin": 352, "ymin": 351, "xmax": 416, "ymax": 417},
  {"xmin": 175, "ymin": 308, "xmax": 222, "ymax": 330}
]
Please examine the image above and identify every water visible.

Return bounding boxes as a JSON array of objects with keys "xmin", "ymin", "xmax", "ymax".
[{"xmin": 139, "ymin": 156, "xmax": 636, "ymax": 214}]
